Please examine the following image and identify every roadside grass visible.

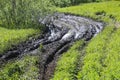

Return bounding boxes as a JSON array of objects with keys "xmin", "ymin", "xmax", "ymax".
[
  {"xmin": 0, "ymin": 54, "xmax": 39, "ymax": 80},
  {"xmin": 101, "ymin": 28, "xmax": 120, "ymax": 79},
  {"xmin": 77, "ymin": 26, "xmax": 120, "ymax": 80},
  {"xmin": 58, "ymin": 1, "xmax": 120, "ymax": 22},
  {"xmin": 0, "ymin": 27, "xmax": 40, "ymax": 54},
  {"xmin": 77, "ymin": 25, "xmax": 115, "ymax": 80},
  {"xmin": 52, "ymin": 40, "xmax": 84, "ymax": 80},
  {"xmin": 54, "ymin": 1, "xmax": 120, "ymax": 80}
]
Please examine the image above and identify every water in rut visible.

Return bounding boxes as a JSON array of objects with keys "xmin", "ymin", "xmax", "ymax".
[{"xmin": 0, "ymin": 13, "xmax": 104, "ymax": 80}]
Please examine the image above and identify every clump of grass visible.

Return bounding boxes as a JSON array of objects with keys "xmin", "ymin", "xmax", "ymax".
[
  {"xmin": 0, "ymin": 27, "xmax": 40, "ymax": 54},
  {"xmin": 0, "ymin": 54, "xmax": 39, "ymax": 80},
  {"xmin": 52, "ymin": 40, "xmax": 84, "ymax": 80}
]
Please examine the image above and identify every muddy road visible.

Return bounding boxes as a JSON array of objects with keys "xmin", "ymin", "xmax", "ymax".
[{"xmin": 0, "ymin": 13, "xmax": 104, "ymax": 80}]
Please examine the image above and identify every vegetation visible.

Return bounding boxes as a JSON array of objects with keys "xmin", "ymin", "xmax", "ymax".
[
  {"xmin": 0, "ymin": 0, "xmax": 53, "ymax": 28},
  {"xmin": 50, "ymin": 0, "xmax": 108, "ymax": 7},
  {"xmin": 58, "ymin": 1, "xmax": 120, "ymax": 22},
  {"xmin": 0, "ymin": 54, "xmax": 39, "ymax": 80},
  {"xmin": 77, "ymin": 24, "xmax": 120, "ymax": 80},
  {"xmin": 77, "ymin": 25, "xmax": 115, "ymax": 80}
]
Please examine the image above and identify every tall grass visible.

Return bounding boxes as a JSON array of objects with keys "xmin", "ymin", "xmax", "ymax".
[{"xmin": 0, "ymin": 0, "xmax": 53, "ymax": 29}]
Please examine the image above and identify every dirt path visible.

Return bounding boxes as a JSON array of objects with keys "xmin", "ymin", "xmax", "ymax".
[{"xmin": 0, "ymin": 13, "xmax": 104, "ymax": 80}]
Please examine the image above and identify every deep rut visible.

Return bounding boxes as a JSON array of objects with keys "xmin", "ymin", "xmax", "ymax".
[
  {"xmin": 39, "ymin": 41, "xmax": 72, "ymax": 80},
  {"xmin": 0, "ymin": 13, "xmax": 104, "ymax": 80}
]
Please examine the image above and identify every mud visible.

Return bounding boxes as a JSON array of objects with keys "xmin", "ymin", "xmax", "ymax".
[{"xmin": 0, "ymin": 13, "xmax": 104, "ymax": 80}]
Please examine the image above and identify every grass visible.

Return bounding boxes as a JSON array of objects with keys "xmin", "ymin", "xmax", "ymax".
[
  {"xmin": 77, "ymin": 25, "xmax": 115, "ymax": 80},
  {"xmin": 101, "ymin": 28, "xmax": 120, "ymax": 79},
  {"xmin": 77, "ymin": 26, "xmax": 120, "ymax": 80},
  {"xmin": 0, "ymin": 54, "xmax": 40, "ymax": 80},
  {"xmin": 0, "ymin": 27, "xmax": 40, "ymax": 54},
  {"xmin": 52, "ymin": 40, "xmax": 84, "ymax": 80},
  {"xmin": 54, "ymin": 1, "xmax": 120, "ymax": 80},
  {"xmin": 58, "ymin": 1, "xmax": 120, "ymax": 22}
]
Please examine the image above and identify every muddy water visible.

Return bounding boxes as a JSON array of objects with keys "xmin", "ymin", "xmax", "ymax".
[
  {"xmin": 0, "ymin": 13, "xmax": 104, "ymax": 80},
  {"xmin": 40, "ymin": 13, "xmax": 103, "ymax": 42}
]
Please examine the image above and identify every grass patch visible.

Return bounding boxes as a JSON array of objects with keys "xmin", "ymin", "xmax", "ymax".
[
  {"xmin": 0, "ymin": 27, "xmax": 40, "ymax": 54},
  {"xmin": 0, "ymin": 54, "xmax": 39, "ymax": 80}
]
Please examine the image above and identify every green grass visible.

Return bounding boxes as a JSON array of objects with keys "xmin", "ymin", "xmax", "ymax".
[
  {"xmin": 0, "ymin": 54, "xmax": 39, "ymax": 80},
  {"xmin": 101, "ymin": 28, "xmax": 120, "ymax": 79},
  {"xmin": 52, "ymin": 40, "xmax": 84, "ymax": 80},
  {"xmin": 77, "ymin": 25, "xmax": 115, "ymax": 80},
  {"xmin": 0, "ymin": 27, "xmax": 40, "ymax": 54},
  {"xmin": 77, "ymin": 26, "xmax": 120, "ymax": 80},
  {"xmin": 54, "ymin": 1, "xmax": 120, "ymax": 80},
  {"xmin": 58, "ymin": 1, "xmax": 120, "ymax": 22}
]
